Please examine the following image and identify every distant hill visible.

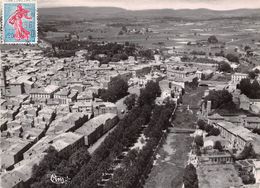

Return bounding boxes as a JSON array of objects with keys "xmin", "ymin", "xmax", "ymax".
[{"xmin": 39, "ymin": 7, "xmax": 260, "ymax": 22}]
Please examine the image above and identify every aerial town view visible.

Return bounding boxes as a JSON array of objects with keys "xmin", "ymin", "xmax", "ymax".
[{"xmin": 1, "ymin": 0, "xmax": 260, "ymax": 188}]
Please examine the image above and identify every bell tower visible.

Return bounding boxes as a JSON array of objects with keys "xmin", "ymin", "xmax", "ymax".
[{"xmin": 0, "ymin": 64, "xmax": 7, "ymax": 97}]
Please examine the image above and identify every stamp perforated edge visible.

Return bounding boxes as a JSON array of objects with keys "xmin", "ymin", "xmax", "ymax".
[{"xmin": 1, "ymin": 0, "xmax": 38, "ymax": 44}]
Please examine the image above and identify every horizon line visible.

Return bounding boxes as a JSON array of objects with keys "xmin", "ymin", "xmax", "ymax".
[{"xmin": 38, "ymin": 5, "xmax": 260, "ymax": 11}]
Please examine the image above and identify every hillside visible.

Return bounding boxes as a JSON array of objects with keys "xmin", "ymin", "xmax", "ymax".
[{"xmin": 39, "ymin": 7, "xmax": 260, "ymax": 22}]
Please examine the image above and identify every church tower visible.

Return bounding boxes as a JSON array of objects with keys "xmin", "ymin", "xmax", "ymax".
[{"xmin": 0, "ymin": 64, "xmax": 7, "ymax": 97}]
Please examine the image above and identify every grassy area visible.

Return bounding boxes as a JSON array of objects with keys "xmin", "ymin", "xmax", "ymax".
[
  {"xmin": 197, "ymin": 164, "xmax": 243, "ymax": 188},
  {"xmin": 172, "ymin": 109, "xmax": 197, "ymax": 129},
  {"xmin": 172, "ymin": 86, "xmax": 206, "ymax": 128},
  {"xmin": 144, "ymin": 133, "xmax": 193, "ymax": 188},
  {"xmin": 40, "ymin": 14, "xmax": 260, "ymax": 50},
  {"xmin": 182, "ymin": 86, "xmax": 206, "ymax": 107}
]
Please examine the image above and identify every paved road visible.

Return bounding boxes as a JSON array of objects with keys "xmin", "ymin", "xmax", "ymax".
[
  {"xmin": 88, "ymin": 85, "xmax": 141, "ymax": 154},
  {"xmin": 88, "ymin": 126, "xmax": 116, "ymax": 154},
  {"xmin": 116, "ymin": 85, "xmax": 141, "ymax": 119}
]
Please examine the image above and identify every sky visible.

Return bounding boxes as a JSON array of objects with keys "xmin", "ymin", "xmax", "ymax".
[{"xmin": 38, "ymin": 0, "xmax": 260, "ymax": 10}]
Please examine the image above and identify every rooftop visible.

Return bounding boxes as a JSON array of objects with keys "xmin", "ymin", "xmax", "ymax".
[
  {"xmin": 51, "ymin": 132, "xmax": 84, "ymax": 152},
  {"xmin": 75, "ymin": 113, "xmax": 117, "ymax": 136},
  {"xmin": 1, "ymin": 153, "xmax": 46, "ymax": 188},
  {"xmin": 253, "ymin": 160, "xmax": 260, "ymax": 168},
  {"xmin": 1, "ymin": 138, "xmax": 30, "ymax": 154},
  {"xmin": 30, "ymin": 85, "xmax": 60, "ymax": 94},
  {"xmin": 216, "ymin": 121, "xmax": 260, "ymax": 153}
]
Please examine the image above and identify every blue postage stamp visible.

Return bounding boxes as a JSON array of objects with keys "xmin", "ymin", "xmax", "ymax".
[{"xmin": 2, "ymin": 0, "xmax": 37, "ymax": 44}]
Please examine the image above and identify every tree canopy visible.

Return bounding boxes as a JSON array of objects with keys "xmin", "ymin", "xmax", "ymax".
[
  {"xmin": 98, "ymin": 77, "xmax": 129, "ymax": 102},
  {"xmin": 226, "ymin": 53, "xmax": 239, "ymax": 63},
  {"xmin": 238, "ymin": 78, "xmax": 260, "ymax": 99},
  {"xmin": 218, "ymin": 61, "xmax": 232, "ymax": 73},
  {"xmin": 138, "ymin": 81, "xmax": 161, "ymax": 106},
  {"xmin": 213, "ymin": 141, "xmax": 223, "ymax": 151},
  {"xmin": 208, "ymin": 35, "xmax": 218, "ymax": 44},
  {"xmin": 248, "ymin": 71, "xmax": 257, "ymax": 79},
  {"xmin": 204, "ymin": 89, "xmax": 233, "ymax": 109},
  {"xmin": 183, "ymin": 164, "xmax": 199, "ymax": 188},
  {"xmin": 237, "ymin": 143, "xmax": 257, "ymax": 160},
  {"xmin": 194, "ymin": 135, "xmax": 204, "ymax": 147},
  {"xmin": 124, "ymin": 94, "xmax": 137, "ymax": 110},
  {"xmin": 197, "ymin": 119, "xmax": 206, "ymax": 130}
]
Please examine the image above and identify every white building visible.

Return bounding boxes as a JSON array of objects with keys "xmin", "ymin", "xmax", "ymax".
[
  {"xmin": 253, "ymin": 160, "xmax": 260, "ymax": 184},
  {"xmin": 231, "ymin": 73, "xmax": 247, "ymax": 83}
]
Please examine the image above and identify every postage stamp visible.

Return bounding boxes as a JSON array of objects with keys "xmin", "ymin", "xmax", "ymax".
[{"xmin": 2, "ymin": 0, "xmax": 37, "ymax": 44}]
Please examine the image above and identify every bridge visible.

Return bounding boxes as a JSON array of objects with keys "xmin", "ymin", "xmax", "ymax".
[
  {"xmin": 198, "ymin": 80, "xmax": 229, "ymax": 87},
  {"xmin": 180, "ymin": 104, "xmax": 200, "ymax": 110},
  {"xmin": 170, "ymin": 128, "xmax": 196, "ymax": 134}
]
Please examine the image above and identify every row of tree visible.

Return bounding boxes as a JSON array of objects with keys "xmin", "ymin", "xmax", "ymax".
[
  {"xmin": 31, "ymin": 146, "xmax": 91, "ymax": 188},
  {"xmin": 197, "ymin": 120, "xmax": 220, "ymax": 136},
  {"xmin": 66, "ymin": 80, "xmax": 161, "ymax": 187},
  {"xmin": 30, "ymin": 80, "xmax": 162, "ymax": 187},
  {"xmin": 106, "ymin": 101, "xmax": 175, "ymax": 188}
]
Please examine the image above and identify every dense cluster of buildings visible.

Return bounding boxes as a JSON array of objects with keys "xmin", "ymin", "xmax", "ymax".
[{"xmin": 0, "ymin": 47, "xmax": 167, "ymax": 188}]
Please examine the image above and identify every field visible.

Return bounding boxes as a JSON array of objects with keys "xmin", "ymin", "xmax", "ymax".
[
  {"xmin": 197, "ymin": 164, "xmax": 243, "ymax": 188},
  {"xmin": 38, "ymin": 8, "xmax": 260, "ymax": 58},
  {"xmin": 3, "ymin": 8, "xmax": 260, "ymax": 70},
  {"xmin": 144, "ymin": 133, "xmax": 193, "ymax": 188}
]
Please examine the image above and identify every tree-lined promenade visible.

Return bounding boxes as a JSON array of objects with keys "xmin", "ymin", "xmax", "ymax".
[{"xmin": 30, "ymin": 80, "xmax": 176, "ymax": 188}]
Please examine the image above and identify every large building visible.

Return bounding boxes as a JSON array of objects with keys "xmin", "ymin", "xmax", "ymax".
[
  {"xmin": 167, "ymin": 67, "xmax": 197, "ymax": 80},
  {"xmin": 208, "ymin": 113, "xmax": 260, "ymax": 130},
  {"xmin": 199, "ymin": 151, "xmax": 234, "ymax": 165},
  {"xmin": 253, "ymin": 160, "xmax": 260, "ymax": 184},
  {"xmin": 46, "ymin": 112, "xmax": 89, "ymax": 136},
  {"xmin": 93, "ymin": 102, "xmax": 118, "ymax": 116},
  {"xmin": 30, "ymin": 85, "xmax": 60, "ymax": 100},
  {"xmin": 23, "ymin": 132, "xmax": 84, "ymax": 159},
  {"xmin": 2, "ymin": 132, "xmax": 84, "ymax": 188},
  {"xmin": 1, "ymin": 138, "xmax": 32, "ymax": 170},
  {"xmin": 53, "ymin": 88, "xmax": 78, "ymax": 104},
  {"xmin": 1, "ymin": 153, "xmax": 46, "ymax": 188},
  {"xmin": 75, "ymin": 113, "xmax": 118, "ymax": 145},
  {"xmin": 231, "ymin": 73, "xmax": 248, "ymax": 83},
  {"xmin": 213, "ymin": 121, "xmax": 260, "ymax": 154}
]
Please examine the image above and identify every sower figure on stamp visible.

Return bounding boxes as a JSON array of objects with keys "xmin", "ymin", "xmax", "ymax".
[{"xmin": 8, "ymin": 4, "xmax": 32, "ymax": 41}]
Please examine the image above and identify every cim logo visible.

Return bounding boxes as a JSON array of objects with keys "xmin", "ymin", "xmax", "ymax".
[{"xmin": 50, "ymin": 174, "xmax": 71, "ymax": 184}]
